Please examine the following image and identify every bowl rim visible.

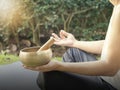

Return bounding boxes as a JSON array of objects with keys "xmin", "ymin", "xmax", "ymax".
[{"xmin": 20, "ymin": 46, "xmax": 52, "ymax": 53}]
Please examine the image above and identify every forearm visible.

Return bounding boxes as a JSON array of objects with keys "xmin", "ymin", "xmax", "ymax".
[
  {"xmin": 56, "ymin": 60, "xmax": 117, "ymax": 76},
  {"xmin": 72, "ymin": 40, "xmax": 104, "ymax": 54}
]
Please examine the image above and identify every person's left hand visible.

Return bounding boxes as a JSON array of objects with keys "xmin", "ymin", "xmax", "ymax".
[{"xmin": 23, "ymin": 60, "xmax": 61, "ymax": 72}]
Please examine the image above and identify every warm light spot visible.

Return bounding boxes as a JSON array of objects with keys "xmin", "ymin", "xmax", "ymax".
[
  {"xmin": 0, "ymin": 0, "xmax": 25, "ymax": 27},
  {"xmin": 0, "ymin": 0, "xmax": 13, "ymax": 11},
  {"xmin": 0, "ymin": 0, "xmax": 15, "ymax": 14},
  {"xmin": 0, "ymin": 0, "xmax": 16, "ymax": 20}
]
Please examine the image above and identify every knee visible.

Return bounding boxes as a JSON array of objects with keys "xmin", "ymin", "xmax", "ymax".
[
  {"xmin": 62, "ymin": 48, "xmax": 84, "ymax": 62},
  {"xmin": 62, "ymin": 48, "xmax": 96, "ymax": 62},
  {"xmin": 63, "ymin": 48, "xmax": 84, "ymax": 56},
  {"xmin": 67, "ymin": 48, "xmax": 86, "ymax": 53}
]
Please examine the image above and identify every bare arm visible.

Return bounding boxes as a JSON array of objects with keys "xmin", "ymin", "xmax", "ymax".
[
  {"xmin": 72, "ymin": 40, "xmax": 104, "ymax": 54},
  {"xmin": 56, "ymin": 59, "xmax": 115, "ymax": 76},
  {"xmin": 52, "ymin": 30, "xmax": 104, "ymax": 55}
]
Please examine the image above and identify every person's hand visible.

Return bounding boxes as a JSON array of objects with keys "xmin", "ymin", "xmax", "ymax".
[
  {"xmin": 23, "ymin": 60, "xmax": 61, "ymax": 72},
  {"xmin": 109, "ymin": 0, "xmax": 120, "ymax": 5},
  {"xmin": 52, "ymin": 30, "xmax": 77, "ymax": 47}
]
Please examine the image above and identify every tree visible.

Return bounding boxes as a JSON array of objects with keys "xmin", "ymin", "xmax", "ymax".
[{"xmin": 0, "ymin": 0, "xmax": 113, "ymax": 52}]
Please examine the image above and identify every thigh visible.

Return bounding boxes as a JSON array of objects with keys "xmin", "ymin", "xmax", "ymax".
[
  {"xmin": 37, "ymin": 48, "xmax": 116, "ymax": 90},
  {"xmin": 40, "ymin": 71, "xmax": 111, "ymax": 90}
]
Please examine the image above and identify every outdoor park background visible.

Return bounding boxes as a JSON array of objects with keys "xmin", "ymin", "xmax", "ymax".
[
  {"xmin": 0, "ymin": 0, "xmax": 114, "ymax": 90},
  {"xmin": 0, "ymin": 0, "xmax": 113, "ymax": 65}
]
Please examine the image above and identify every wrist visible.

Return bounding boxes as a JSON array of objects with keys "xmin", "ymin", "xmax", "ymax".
[{"xmin": 71, "ymin": 40, "xmax": 78, "ymax": 48}]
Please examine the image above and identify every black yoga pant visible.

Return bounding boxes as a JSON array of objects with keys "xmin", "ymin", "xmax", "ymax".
[{"xmin": 37, "ymin": 48, "xmax": 117, "ymax": 90}]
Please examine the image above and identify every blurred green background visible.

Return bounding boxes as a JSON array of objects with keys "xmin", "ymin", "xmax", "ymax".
[{"xmin": 0, "ymin": 0, "xmax": 113, "ymax": 64}]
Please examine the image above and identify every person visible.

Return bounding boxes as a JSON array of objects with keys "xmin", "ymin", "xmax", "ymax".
[{"xmin": 24, "ymin": 0, "xmax": 120, "ymax": 90}]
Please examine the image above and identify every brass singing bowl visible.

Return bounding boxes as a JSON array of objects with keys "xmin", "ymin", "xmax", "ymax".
[{"xmin": 19, "ymin": 46, "xmax": 52, "ymax": 67}]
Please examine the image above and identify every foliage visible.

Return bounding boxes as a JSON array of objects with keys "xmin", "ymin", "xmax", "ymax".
[{"xmin": 0, "ymin": 0, "xmax": 113, "ymax": 53}]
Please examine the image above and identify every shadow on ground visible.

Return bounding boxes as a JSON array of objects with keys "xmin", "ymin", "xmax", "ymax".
[{"xmin": 0, "ymin": 61, "xmax": 40, "ymax": 90}]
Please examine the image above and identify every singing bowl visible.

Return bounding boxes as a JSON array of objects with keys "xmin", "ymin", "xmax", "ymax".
[{"xmin": 19, "ymin": 46, "xmax": 52, "ymax": 67}]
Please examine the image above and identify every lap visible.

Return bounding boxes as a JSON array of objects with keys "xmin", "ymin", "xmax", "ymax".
[
  {"xmin": 37, "ymin": 48, "xmax": 116, "ymax": 90},
  {"xmin": 38, "ymin": 71, "xmax": 116, "ymax": 90}
]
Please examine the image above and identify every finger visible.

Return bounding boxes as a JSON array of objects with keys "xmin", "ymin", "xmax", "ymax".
[
  {"xmin": 23, "ymin": 65, "xmax": 50, "ymax": 72},
  {"xmin": 52, "ymin": 33, "xmax": 61, "ymax": 43},
  {"xmin": 23, "ymin": 65, "xmax": 28, "ymax": 69},
  {"xmin": 36, "ymin": 64, "xmax": 49, "ymax": 70},
  {"xmin": 36, "ymin": 68, "xmax": 51, "ymax": 72},
  {"xmin": 60, "ymin": 30, "xmax": 70, "ymax": 37},
  {"xmin": 60, "ymin": 30, "xmax": 66, "ymax": 39},
  {"xmin": 23, "ymin": 65, "xmax": 38, "ymax": 71},
  {"xmin": 52, "ymin": 33, "xmax": 60, "ymax": 39}
]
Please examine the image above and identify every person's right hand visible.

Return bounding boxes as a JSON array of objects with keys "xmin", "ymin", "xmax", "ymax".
[{"xmin": 52, "ymin": 30, "xmax": 77, "ymax": 47}]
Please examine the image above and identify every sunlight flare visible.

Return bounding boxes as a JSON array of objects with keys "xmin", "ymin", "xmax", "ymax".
[
  {"xmin": 0, "ymin": 0, "xmax": 18, "ymax": 21},
  {"xmin": 0, "ymin": 0, "xmax": 13, "ymax": 11}
]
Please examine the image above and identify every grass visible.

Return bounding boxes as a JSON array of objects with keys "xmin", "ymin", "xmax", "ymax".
[
  {"xmin": 0, "ymin": 54, "xmax": 19, "ymax": 65},
  {"xmin": 0, "ymin": 54, "xmax": 62, "ymax": 65},
  {"xmin": 52, "ymin": 57, "xmax": 62, "ymax": 61}
]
